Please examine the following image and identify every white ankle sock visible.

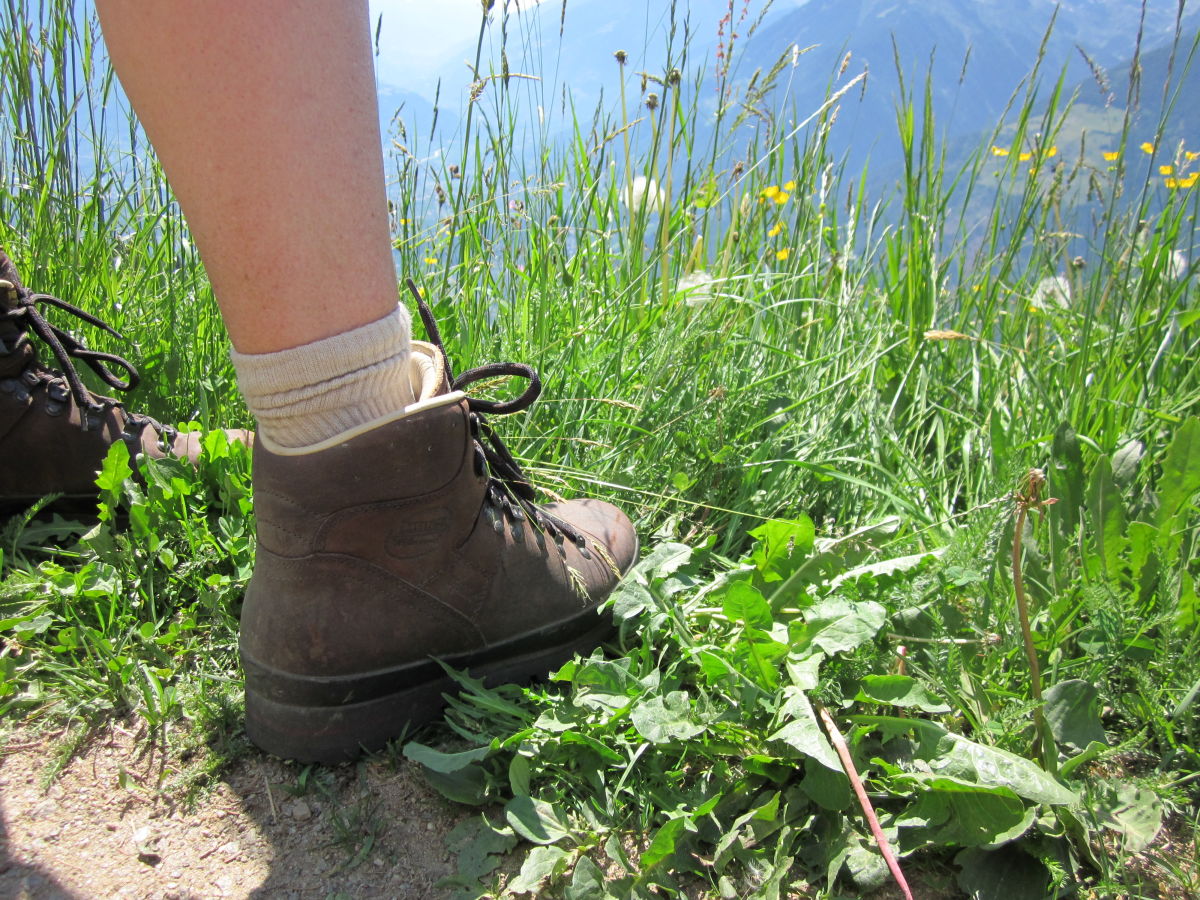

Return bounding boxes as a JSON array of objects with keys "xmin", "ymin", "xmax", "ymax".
[{"xmin": 231, "ymin": 306, "xmax": 414, "ymax": 450}]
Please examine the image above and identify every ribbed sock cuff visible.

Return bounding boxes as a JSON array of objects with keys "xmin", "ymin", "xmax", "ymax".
[{"xmin": 231, "ymin": 305, "xmax": 413, "ymax": 449}]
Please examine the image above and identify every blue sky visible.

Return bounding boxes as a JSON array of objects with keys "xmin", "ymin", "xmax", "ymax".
[{"xmin": 369, "ymin": 0, "xmax": 550, "ymax": 94}]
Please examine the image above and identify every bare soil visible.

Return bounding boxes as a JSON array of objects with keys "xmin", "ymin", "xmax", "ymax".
[
  {"xmin": 1, "ymin": 722, "xmax": 1189, "ymax": 900},
  {"xmin": 0, "ymin": 721, "xmax": 469, "ymax": 899}
]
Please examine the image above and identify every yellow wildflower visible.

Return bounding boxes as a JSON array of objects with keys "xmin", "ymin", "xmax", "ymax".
[
  {"xmin": 768, "ymin": 222, "xmax": 783, "ymax": 237},
  {"xmin": 1045, "ymin": 146, "xmax": 1058, "ymax": 158},
  {"xmin": 1160, "ymin": 165, "xmax": 1174, "ymax": 175},
  {"xmin": 991, "ymin": 146, "xmax": 1009, "ymax": 157},
  {"xmin": 784, "ymin": 180, "xmax": 796, "ymax": 191},
  {"xmin": 1140, "ymin": 141, "xmax": 1155, "ymax": 154},
  {"xmin": 773, "ymin": 191, "xmax": 790, "ymax": 205},
  {"xmin": 761, "ymin": 185, "xmax": 780, "ymax": 199},
  {"xmin": 1186, "ymin": 150, "xmax": 1199, "ymax": 161},
  {"xmin": 424, "ymin": 256, "xmax": 438, "ymax": 265},
  {"xmin": 1183, "ymin": 173, "xmax": 1199, "ymax": 188},
  {"xmin": 1018, "ymin": 152, "xmax": 1033, "ymax": 162},
  {"xmin": 1102, "ymin": 151, "xmax": 1119, "ymax": 161},
  {"xmin": 775, "ymin": 248, "xmax": 791, "ymax": 261}
]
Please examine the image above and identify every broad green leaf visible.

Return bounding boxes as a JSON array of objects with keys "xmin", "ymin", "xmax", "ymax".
[
  {"xmin": 732, "ymin": 629, "xmax": 788, "ymax": 690},
  {"xmin": 505, "ymin": 796, "xmax": 573, "ymax": 845},
  {"xmin": 607, "ymin": 542, "xmax": 692, "ymax": 620},
  {"xmin": 631, "ymin": 541, "xmax": 694, "ymax": 581},
  {"xmin": 767, "ymin": 688, "xmax": 841, "ymax": 772},
  {"xmin": 828, "ymin": 548, "xmax": 943, "ymax": 590},
  {"xmin": 610, "ymin": 579, "xmax": 653, "ymax": 620},
  {"xmin": 854, "ymin": 717, "xmax": 1077, "ymax": 805},
  {"xmin": 1091, "ymin": 781, "xmax": 1163, "ymax": 852},
  {"xmin": 1127, "ymin": 520, "xmax": 1160, "ymax": 603},
  {"xmin": 561, "ymin": 731, "xmax": 625, "ymax": 764},
  {"xmin": 1087, "ymin": 457, "xmax": 1127, "ymax": 582},
  {"xmin": 767, "ymin": 517, "xmax": 902, "ymax": 606},
  {"xmin": 898, "ymin": 777, "xmax": 1027, "ymax": 848},
  {"xmin": 935, "ymin": 733, "xmax": 1078, "ymax": 806},
  {"xmin": 571, "ymin": 657, "xmax": 643, "ymax": 711},
  {"xmin": 563, "ymin": 855, "xmax": 607, "ymax": 900},
  {"xmin": 989, "ymin": 412, "xmax": 1009, "ymax": 477},
  {"xmin": 1050, "ymin": 422, "xmax": 1086, "ymax": 537},
  {"xmin": 443, "ymin": 817, "xmax": 517, "ymax": 883},
  {"xmin": 800, "ymin": 761, "xmax": 851, "ymax": 810},
  {"xmin": 785, "ymin": 649, "xmax": 824, "ymax": 690},
  {"xmin": 1177, "ymin": 569, "xmax": 1198, "ymax": 630},
  {"xmin": 720, "ymin": 581, "xmax": 773, "ymax": 631},
  {"xmin": 508, "ymin": 845, "xmax": 572, "ymax": 893},
  {"xmin": 641, "ymin": 815, "xmax": 690, "ymax": 868},
  {"xmin": 1044, "ymin": 680, "xmax": 1106, "ymax": 749},
  {"xmin": 955, "ymin": 846, "xmax": 1052, "ymax": 900},
  {"xmin": 749, "ymin": 516, "xmax": 815, "ymax": 582},
  {"xmin": 1157, "ymin": 417, "xmax": 1200, "ymax": 540},
  {"xmin": 793, "ymin": 597, "xmax": 887, "ymax": 656},
  {"xmin": 711, "ymin": 790, "xmax": 782, "ymax": 871},
  {"xmin": 1111, "ymin": 439, "xmax": 1144, "ymax": 486},
  {"xmin": 95, "ymin": 440, "xmax": 133, "ymax": 494},
  {"xmin": 843, "ymin": 831, "xmax": 889, "ymax": 892},
  {"xmin": 403, "ymin": 741, "xmax": 493, "ymax": 774},
  {"xmin": 509, "ymin": 754, "xmax": 531, "ymax": 797},
  {"xmin": 630, "ymin": 690, "xmax": 705, "ymax": 744},
  {"xmin": 1059, "ymin": 740, "xmax": 1109, "ymax": 780},
  {"xmin": 855, "ymin": 674, "xmax": 951, "ymax": 713},
  {"xmin": 421, "ymin": 764, "xmax": 490, "ymax": 806}
]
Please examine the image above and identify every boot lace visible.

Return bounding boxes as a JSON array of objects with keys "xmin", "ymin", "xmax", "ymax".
[
  {"xmin": 0, "ymin": 277, "xmax": 174, "ymax": 445},
  {"xmin": 406, "ymin": 279, "xmax": 593, "ymax": 561}
]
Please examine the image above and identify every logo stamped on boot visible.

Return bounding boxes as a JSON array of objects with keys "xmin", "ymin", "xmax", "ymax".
[{"xmin": 384, "ymin": 510, "xmax": 452, "ymax": 558}]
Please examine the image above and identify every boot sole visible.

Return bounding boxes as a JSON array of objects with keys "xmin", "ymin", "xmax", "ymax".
[{"xmin": 242, "ymin": 612, "xmax": 615, "ymax": 764}]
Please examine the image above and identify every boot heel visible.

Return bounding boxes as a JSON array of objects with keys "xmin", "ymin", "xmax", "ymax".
[{"xmin": 244, "ymin": 680, "xmax": 451, "ymax": 764}]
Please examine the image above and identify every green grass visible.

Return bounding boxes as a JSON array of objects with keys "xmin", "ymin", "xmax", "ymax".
[{"xmin": 1, "ymin": 2, "xmax": 1198, "ymax": 897}]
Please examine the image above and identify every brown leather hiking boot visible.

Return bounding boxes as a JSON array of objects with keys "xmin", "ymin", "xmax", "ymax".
[
  {"xmin": 241, "ymin": 295, "xmax": 637, "ymax": 762},
  {"xmin": 0, "ymin": 248, "xmax": 249, "ymax": 514}
]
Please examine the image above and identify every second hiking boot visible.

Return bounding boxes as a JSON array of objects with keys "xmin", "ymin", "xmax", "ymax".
[
  {"xmin": 0, "ymin": 247, "xmax": 249, "ymax": 514},
  {"xmin": 241, "ymin": 309, "xmax": 637, "ymax": 762}
]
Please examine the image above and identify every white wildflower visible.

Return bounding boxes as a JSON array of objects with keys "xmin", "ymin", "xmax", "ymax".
[
  {"xmin": 1030, "ymin": 275, "xmax": 1070, "ymax": 310},
  {"xmin": 677, "ymin": 270, "xmax": 716, "ymax": 306},
  {"xmin": 622, "ymin": 175, "xmax": 665, "ymax": 214}
]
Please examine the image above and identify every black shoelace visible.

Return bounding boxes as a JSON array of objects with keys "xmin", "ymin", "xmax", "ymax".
[
  {"xmin": 3, "ymin": 281, "xmax": 141, "ymax": 413},
  {"xmin": 405, "ymin": 279, "xmax": 592, "ymax": 560}
]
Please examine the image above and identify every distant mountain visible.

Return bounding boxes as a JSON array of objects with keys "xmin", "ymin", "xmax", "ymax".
[
  {"xmin": 375, "ymin": 0, "xmax": 1199, "ymax": 190},
  {"xmin": 734, "ymin": 0, "xmax": 1200, "ymax": 170}
]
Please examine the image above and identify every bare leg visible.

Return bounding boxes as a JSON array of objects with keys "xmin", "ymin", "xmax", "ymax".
[
  {"xmin": 95, "ymin": 0, "xmax": 397, "ymax": 354},
  {"xmin": 94, "ymin": 0, "xmax": 638, "ymax": 763}
]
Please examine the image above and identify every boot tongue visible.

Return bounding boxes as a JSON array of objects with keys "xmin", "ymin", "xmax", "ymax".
[
  {"xmin": 407, "ymin": 341, "xmax": 450, "ymax": 403},
  {"xmin": 0, "ymin": 250, "xmax": 24, "ymax": 311},
  {"xmin": 0, "ymin": 250, "xmax": 30, "ymax": 370}
]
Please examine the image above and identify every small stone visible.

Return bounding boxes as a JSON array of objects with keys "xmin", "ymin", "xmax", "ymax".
[
  {"xmin": 426, "ymin": 822, "xmax": 435, "ymax": 832},
  {"xmin": 290, "ymin": 800, "xmax": 312, "ymax": 822},
  {"xmin": 133, "ymin": 825, "xmax": 162, "ymax": 865},
  {"xmin": 219, "ymin": 841, "xmax": 240, "ymax": 860}
]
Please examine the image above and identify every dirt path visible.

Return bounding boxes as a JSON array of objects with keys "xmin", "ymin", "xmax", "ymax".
[{"xmin": 0, "ymin": 722, "xmax": 469, "ymax": 899}]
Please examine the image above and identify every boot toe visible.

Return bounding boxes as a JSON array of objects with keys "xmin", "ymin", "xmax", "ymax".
[{"xmin": 544, "ymin": 497, "xmax": 638, "ymax": 575}]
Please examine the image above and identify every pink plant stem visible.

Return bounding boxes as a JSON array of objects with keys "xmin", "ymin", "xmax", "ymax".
[{"xmin": 816, "ymin": 704, "xmax": 914, "ymax": 900}]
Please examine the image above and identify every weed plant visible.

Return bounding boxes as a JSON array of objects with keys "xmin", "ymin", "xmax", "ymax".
[{"xmin": 0, "ymin": 1, "xmax": 1197, "ymax": 896}]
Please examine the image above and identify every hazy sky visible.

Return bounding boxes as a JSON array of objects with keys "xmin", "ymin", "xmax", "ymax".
[{"xmin": 369, "ymin": 0, "xmax": 550, "ymax": 94}]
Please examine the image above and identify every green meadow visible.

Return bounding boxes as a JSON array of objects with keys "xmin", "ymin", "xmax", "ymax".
[{"xmin": 1, "ymin": 2, "xmax": 1198, "ymax": 896}]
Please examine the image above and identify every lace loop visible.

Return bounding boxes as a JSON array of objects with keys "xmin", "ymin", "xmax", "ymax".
[
  {"xmin": 6, "ymin": 286, "xmax": 141, "ymax": 409},
  {"xmin": 405, "ymin": 278, "xmax": 582, "ymax": 545}
]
